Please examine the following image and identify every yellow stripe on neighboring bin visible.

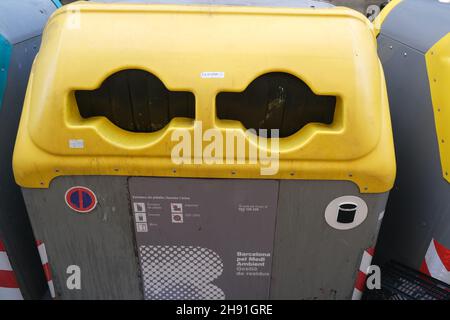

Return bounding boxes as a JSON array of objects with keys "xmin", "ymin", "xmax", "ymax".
[
  {"xmin": 426, "ymin": 32, "xmax": 450, "ymax": 183},
  {"xmin": 13, "ymin": 3, "xmax": 395, "ymax": 192}
]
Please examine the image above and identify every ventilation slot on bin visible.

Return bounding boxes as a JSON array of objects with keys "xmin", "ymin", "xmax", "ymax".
[
  {"xmin": 216, "ymin": 72, "xmax": 336, "ymax": 138},
  {"xmin": 75, "ymin": 69, "xmax": 195, "ymax": 132}
]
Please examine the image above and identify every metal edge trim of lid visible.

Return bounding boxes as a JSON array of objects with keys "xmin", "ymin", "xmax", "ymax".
[
  {"xmin": 373, "ymin": 0, "xmax": 403, "ymax": 37},
  {"xmin": 51, "ymin": 0, "xmax": 63, "ymax": 8}
]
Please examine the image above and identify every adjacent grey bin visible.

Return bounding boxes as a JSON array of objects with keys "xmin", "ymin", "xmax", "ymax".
[
  {"xmin": 0, "ymin": 0, "xmax": 60, "ymax": 299},
  {"xmin": 374, "ymin": 0, "xmax": 450, "ymax": 285}
]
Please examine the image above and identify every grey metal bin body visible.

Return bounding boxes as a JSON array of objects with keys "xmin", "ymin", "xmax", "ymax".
[{"xmin": 23, "ymin": 177, "xmax": 389, "ymax": 299}]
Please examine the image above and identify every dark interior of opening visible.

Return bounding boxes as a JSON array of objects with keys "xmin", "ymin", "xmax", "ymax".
[
  {"xmin": 216, "ymin": 72, "xmax": 336, "ymax": 138},
  {"xmin": 75, "ymin": 69, "xmax": 195, "ymax": 132}
]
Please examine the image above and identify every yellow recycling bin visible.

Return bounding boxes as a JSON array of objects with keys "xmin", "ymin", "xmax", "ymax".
[{"xmin": 13, "ymin": 1, "xmax": 395, "ymax": 299}]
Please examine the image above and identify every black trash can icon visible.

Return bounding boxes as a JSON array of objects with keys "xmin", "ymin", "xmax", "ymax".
[{"xmin": 337, "ymin": 203, "xmax": 358, "ymax": 223}]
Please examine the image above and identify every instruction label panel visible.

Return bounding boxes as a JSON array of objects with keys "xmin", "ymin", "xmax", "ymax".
[{"xmin": 129, "ymin": 177, "xmax": 279, "ymax": 300}]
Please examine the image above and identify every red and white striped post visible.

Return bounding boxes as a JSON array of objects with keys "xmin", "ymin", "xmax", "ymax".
[
  {"xmin": 0, "ymin": 240, "xmax": 23, "ymax": 300},
  {"xmin": 420, "ymin": 238, "xmax": 450, "ymax": 285},
  {"xmin": 36, "ymin": 240, "xmax": 55, "ymax": 298},
  {"xmin": 352, "ymin": 247, "xmax": 375, "ymax": 300}
]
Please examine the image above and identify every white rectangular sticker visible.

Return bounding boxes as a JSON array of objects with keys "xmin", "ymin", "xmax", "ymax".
[
  {"xmin": 200, "ymin": 71, "xmax": 225, "ymax": 79},
  {"xmin": 69, "ymin": 139, "xmax": 84, "ymax": 149}
]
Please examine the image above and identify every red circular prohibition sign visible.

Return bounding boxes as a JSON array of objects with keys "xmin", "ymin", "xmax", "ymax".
[{"xmin": 65, "ymin": 186, "xmax": 97, "ymax": 213}]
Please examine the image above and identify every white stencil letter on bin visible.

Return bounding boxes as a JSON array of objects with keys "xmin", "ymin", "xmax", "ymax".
[{"xmin": 324, "ymin": 196, "xmax": 368, "ymax": 230}]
